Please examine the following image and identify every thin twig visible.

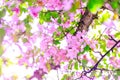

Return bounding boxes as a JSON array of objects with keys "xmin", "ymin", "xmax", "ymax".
[
  {"xmin": 108, "ymin": 35, "xmax": 117, "ymax": 42},
  {"xmin": 93, "ymin": 51, "xmax": 103, "ymax": 57},
  {"xmin": 84, "ymin": 40, "xmax": 120, "ymax": 75}
]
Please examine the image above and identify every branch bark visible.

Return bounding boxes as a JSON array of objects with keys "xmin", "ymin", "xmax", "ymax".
[{"xmin": 74, "ymin": 8, "xmax": 97, "ymax": 34}]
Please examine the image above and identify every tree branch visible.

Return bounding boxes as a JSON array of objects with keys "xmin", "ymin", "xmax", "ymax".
[
  {"xmin": 84, "ymin": 40, "xmax": 120, "ymax": 75},
  {"xmin": 74, "ymin": 8, "xmax": 97, "ymax": 35}
]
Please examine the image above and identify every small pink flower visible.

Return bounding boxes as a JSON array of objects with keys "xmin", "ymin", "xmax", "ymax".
[
  {"xmin": 29, "ymin": 6, "xmax": 41, "ymax": 17},
  {"xmin": 107, "ymin": 40, "xmax": 115, "ymax": 48},
  {"xmin": 12, "ymin": 7, "xmax": 20, "ymax": 14},
  {"xmin": 104, "ymin": 20, "xmax": 116, "ymax": 28},
  {"xmin": 69, "ymin": 13, "xmax": 75, "ymax": 21},
  {"xmin": 39, "ymin": 56, "xmax": 48, "ymax": 72},
  {"xmin": 105, "ymin": 3, "xmax": 113, "ymax": 11},
  {"xmin": 118, "ymin": 76, "xmax": 120, "ymax": 80},
  {"xmin": 67, "ymin": 48, "xmax": 79, "ymax": 59},
  {"xmin": 48, "ymin": 26, "xmax": 56, "ymax": 34},
  {"xmin": 63, "ymin": 0, "xmax": 73, "ymax": 11},
  {"xmin": 63, "ymin": 21, "xmax": 70, "ymax": 28},
  {"xmin": 12, "ymin": 14, "xmax": 19, "ymax": 23}
]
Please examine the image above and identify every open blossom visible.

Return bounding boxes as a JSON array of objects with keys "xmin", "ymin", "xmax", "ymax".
[
  {"xmin": 30, "ymin": 68, "xmax": 47, "ymax": 80},
  {"xmin": 67, "ymin": 47, "xmax": 79, "ymax": 59},
  {"xmin": 40, "ymin": 35, "xmax": 53, "ymax": 52},
  {"xmin": 109, "ymin": 57, "xmax": 120, "ymax": 68},
  {"xmin": 12, "ymin": 14, "xmax": 19, "ymax": 24},
  {"xmin": 29, "ymin": 6, "xmax": 41, "ymax": 17},
  {"xmin": 63, "ymin": 0, "xmax": 73, "ymax": 11},
  {"xmin": 54, "ymin": 49, "xmax": 67, "ymax": 65},
  {"xmin": 107, "ymin": 39, "xmax": 115, "ymax": 48},
  {"xmin": 69, "ymin": 13, "xmax": 75, "ymax": 21},
  {"xmin": 63, "ymin": 20, "xmax": 71, "ymax": 28},
  {"xmin": 104, "ymin": 20, "xmax": 116, "ymax": 28},
  {"xmin": 44, "ymin": 46, "xmax": 58, "ymax": 58},
  {"xmin": 39, "ymin": 57, "xmax": 48, "ymax": 72},
  {"xmin": 105, "ymin": 3, "xmax": 113, "ymax": 11},
  {"xmin": 43, "ymin": 0, "xmax": 63, "ymax": 10},
  {"xmin": 47, "ymin": 25, "xmax": 57, "ymax": 34},
  {"xmin": 12, "ymin": 7, "xmax": 20, "ymax": 14}
]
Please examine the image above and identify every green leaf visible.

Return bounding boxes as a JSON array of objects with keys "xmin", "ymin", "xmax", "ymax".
[
  {"xmin": 0, "ymin": 28, "xmax": 5, "ymax": 44},
  {"xmin": 0, "ymin": 46, "xmax": 4, "ymax": 56},
  {"xmin": 77, "ymin": 45, "xmax": 91, "ymax": 56},
  {"xmin": 22, "ymin": 38, "xmax": 28, "ymax": 43},
  {"xmin": 53, "ymin": 40, "xmax": 60, "ymax": 45},
  {"xmin": 24, "ymin": 15, "xmax": 33, "ymax": 24},
  {"xmin": 45, "ymin": 12, "xmax": 51, "ymax": 22},
  {"xmin": 25, "ymin": 23, "xmax": 32, "ymax": 34},
  {"xmin": 82, "ymin": 59, "xmax": 88, "ymax": 66},
  {"xmin": 63, "ymin": 12, "xmax": 69, "ymax": 22},
  {"xmin": 98, "ymin": 39, "xmax": 107, "ymax": 52},
  {"xmin": 68, "ymin": 60, "xmax": 73, "ymax": 69},
  {"xmin": 61, "ymin": 74, "xmax": 69, "ymax": 80},
  {"xmin": 57, "ymin": 17, "xmax": 62, "ymax": 23},
  {"xmin": 110, "ymin": 0, "xmax": 119, "ymax": 9},
  {"xmin": 84, "ymin": 45, "xmax": 91, "ymax": 52},
  {"xmin": 69, "ymin": 28, "xmax": 75, "ymax": 35},
  {"xmin": 74, "ymin": 62, "xmax": 78, "ymax": 70},
  {"xmin": 90, "ymin": 51, "xmax": 97, "ymax": 61},
  {"xmin": 19, "ymin": 2, "xmax": 28, "ymax": 14},
  {"xmin": 115, "ymin": 32, "xmax": 120, "ymax": 39},
  {"xmin": 87, "ymin": 0, "xmax": 104, "ymax": 13},
  {"xmin": 39, "ymin": 12, "xmax": 46, "ymax": 24},
  {"xmin": 53, "ymin": 32, "xmax": 64, "ymax": 41},
  {"xmin": 116, "ymin": 69, "xmax": 120, "ymax": 76},
  {"xmin": 82, "ymin": 0, "xmax": 88, "ymax": 2},
  {"xmin": 99, "ymin": 11, "xmax": 111, "ymax": 23},
  {"xmin": 39, "ymin": 11, "xmax": 59, "ymax": 23},
  {"xmin": 57, "ymin": 26, "xmax": 63, "ymax": 32},
  {"xmin": 0, "ymin": 8, "xmax": 6, "ymax": 18},
  {"xmin": 50, "ymin": 12, "xmax": 59, "ymax": 18},
  {"xmin": 65, "ymin": 26, "xmax": 74, "ymax": 33},
  {"xmin": 70, "ymin": 0, "xmax": 80, "ymax": 12},
  {"xmin": 78, "ymin": 51, "xmax": 84, "ymax": 56},
  {"xmin": 24, "ymin": 15, "xmax": 32, "ymax": 34}
]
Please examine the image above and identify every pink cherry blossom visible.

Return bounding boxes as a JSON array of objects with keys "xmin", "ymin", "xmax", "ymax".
[
  {"xmin": 104, "ymin": 20, "xmax": 116, "ymax": 29},
  {"xmin": 53, "ymin": 49, "xmax": 67, "ymax": 65},
  {"xmin": 12, "ymin": 7, "xmax": 20, "ymax": 14},
  {"xmin": 105, "ymin": 3, "xmax": 113, "ymax": 11},
  {"xmin": 29, "ymin": 6, "xmax": 41, "ymax": 17},
  {"xmin": 39, "ymin": 56, "xmax": 48, "ymax": 72},
  {"xmin": 63, "ymin": 0, "xmax": 73, "ymax": 11},
  {"xmin": 67, "ymin": 47, "xmax": 79, "ymax": 59},
  {"xmin": 63, "ymin": 20, "xmax": 70, "ymax": 28},
  {"xmin": 12, "ymin": 14, "xmax": 19, "ymax": 24},
  {"xmin": 43, "ymin": 0, "xmax": 63, "ymax": 10},
  {"xmin": 107, "ymin": 40, "xmax": 115, "ymax": 48}
]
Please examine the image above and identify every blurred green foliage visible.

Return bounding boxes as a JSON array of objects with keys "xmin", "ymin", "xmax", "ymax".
[{"xmin": 87, "ymin": 0, "xmax": 104, "ymax": 13}]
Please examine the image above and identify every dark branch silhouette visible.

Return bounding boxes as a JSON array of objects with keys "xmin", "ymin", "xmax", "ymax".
[
  {"xmin": 75, "ymin": 39, "xmax": 120, "ymax": 80},
  {"xmin": 84, "ymin": 40, "xmax": 120, "ymax": 75}
]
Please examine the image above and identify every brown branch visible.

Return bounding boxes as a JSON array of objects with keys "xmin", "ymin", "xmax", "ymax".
[{"xmin": 74, "ymin": 8, "xmax": 97, "ymax": 35}]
